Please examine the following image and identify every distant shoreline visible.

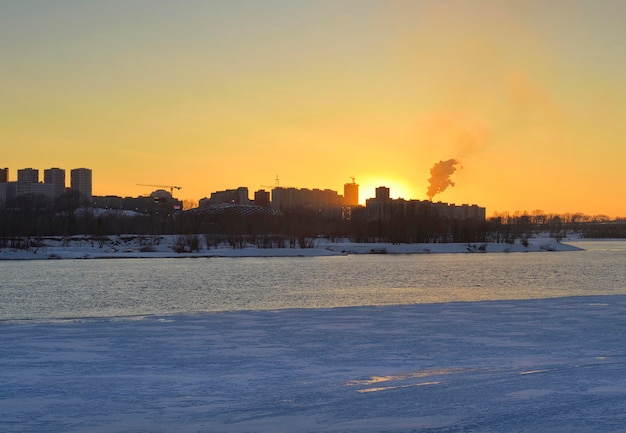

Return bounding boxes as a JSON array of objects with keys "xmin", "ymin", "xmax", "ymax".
[{"xmin": 0, "ymin": 235, "xmax": 583, "ymax": 260}]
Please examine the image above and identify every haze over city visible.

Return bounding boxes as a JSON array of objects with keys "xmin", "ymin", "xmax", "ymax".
[{"xmin": 2, "ymin": 1, "xmax": 625, "ymax": 217}]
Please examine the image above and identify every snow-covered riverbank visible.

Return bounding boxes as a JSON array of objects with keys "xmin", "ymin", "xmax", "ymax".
[{"xmin": 0, "ymin": 235, "xmax": 581, "ymax": 260}]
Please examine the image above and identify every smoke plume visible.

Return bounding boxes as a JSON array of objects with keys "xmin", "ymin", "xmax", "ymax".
[{"xmin": 426, "ymin": 158, "xmax": 460, "ymax": 200}]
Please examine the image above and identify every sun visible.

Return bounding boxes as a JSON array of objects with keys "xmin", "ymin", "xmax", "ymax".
[{"xmin": 357, "ymin": 176, "xmax": 418, "ymax": 205}]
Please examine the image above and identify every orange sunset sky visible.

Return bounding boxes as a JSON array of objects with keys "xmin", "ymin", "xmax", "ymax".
[{"xmin": 2, "ymin": 1, "xmax": 625, "ymax": 217}]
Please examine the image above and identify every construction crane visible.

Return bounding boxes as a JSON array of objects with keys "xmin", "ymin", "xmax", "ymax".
[
  {"xmin": 137, "ymin": 184, "xmax": 182, "ymax": 195},
  {"xmin": 260, "ymin": 175, "xmax": 281, "ymax": 189}
]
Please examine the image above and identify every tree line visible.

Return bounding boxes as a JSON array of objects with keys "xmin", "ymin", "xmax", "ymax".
[{"xmin": 1, "ymin": 194, "xmax": 625, "ymax": 248}]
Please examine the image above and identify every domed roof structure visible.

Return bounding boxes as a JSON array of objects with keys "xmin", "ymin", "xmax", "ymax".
[{"xmin": 150, "ymin": 189, "xmax": 172, "ymax": 199}]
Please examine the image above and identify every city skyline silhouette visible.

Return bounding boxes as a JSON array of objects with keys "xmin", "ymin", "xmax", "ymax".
[{"xmin": 3, "ymin": 1, "xmax": 625, "ymax": 218}]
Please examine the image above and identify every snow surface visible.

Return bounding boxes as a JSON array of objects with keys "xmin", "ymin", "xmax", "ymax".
[
  {"xmin": 0, "ymin": 235, "xmax": 581, "ymax": 260},
  {"xmin": 2, "ymin": 296, "xmax": 626, "ymax": 432}
]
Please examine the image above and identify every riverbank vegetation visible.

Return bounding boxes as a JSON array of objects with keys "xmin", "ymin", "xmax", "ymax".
[{"xmin": 1, "ymin": 195, "xmax": 624, "ymax": 249}]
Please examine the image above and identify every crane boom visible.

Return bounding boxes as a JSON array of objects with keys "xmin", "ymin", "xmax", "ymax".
[
  {"xmin": 137, "ymin": 184, "xmax": 182, "ymax": 194},
  {"xmin": 260, "ymin": 175, "xmax": 281, "ymax": 189}
]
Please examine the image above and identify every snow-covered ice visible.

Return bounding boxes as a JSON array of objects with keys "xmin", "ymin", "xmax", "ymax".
[
  {"xmin": 0, "ymin": 235, "xmax": 581, "ymax": 260},
  {"xmin": 2, "ymin": 295, "xmax": 626, "ymax": 432}
]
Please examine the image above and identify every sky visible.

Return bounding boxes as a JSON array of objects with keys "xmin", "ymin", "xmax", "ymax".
[{"xmin": 2, "ymin": 0, "xmax": 625, "ymax": 217}]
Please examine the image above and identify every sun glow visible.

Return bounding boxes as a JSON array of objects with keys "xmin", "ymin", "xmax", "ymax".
[
  {"xmin": 358, "ymin": 177, "xmax": 418, "ymax": 205},
  {"xmin": 2, "ymin": 2, "xmax": 626, "ymax": 217}
]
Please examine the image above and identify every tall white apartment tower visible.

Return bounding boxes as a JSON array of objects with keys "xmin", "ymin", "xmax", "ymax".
[
  {"xmin": 70, "ymin": 168, "xmax": 92, "ymax": 202},
  {"xmin": 44, "ymin": 168, "xmax": 66, "ymax": 198}
]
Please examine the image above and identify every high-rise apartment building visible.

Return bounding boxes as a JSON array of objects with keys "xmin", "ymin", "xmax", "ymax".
[
  {"xmin": 270, "ymin": 187, "xmax": 342, "ymax": 211},
  {"xmin": 71, "ymin": 168, "xmax": 92, "ymax": 202},
  {"xmin": 208, "ymin": 187, "xmax": 250, "ymax": 205},
  {"xmin": 343, "ymin": 180, "xmax": 359, "ymax": 207},
  {"xmin": 0, "ymin": 169, "xmax": 7, "ymax": 206},
  {"xmin": 254, "ymin": 189, "xmax": 270, "ymax": 208},
  {"xmin": 44, "ymin": 168, "xmax": 66, "ymax": 198},
  {"xmin": 375, "ymin": 186, "xmax": 390, "ymax": 200},
  {"xmin": 17, "ymin": 168, "xmax": 39, "ymax": 183},
  {"xmin": 364, "ymin": 186, "xmax": 393, "ymax": 222}
]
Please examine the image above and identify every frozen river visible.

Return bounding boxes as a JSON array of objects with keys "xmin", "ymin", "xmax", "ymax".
[
  {"xmin": 1, "ymin": 241, "xmax": 626, "ymax": 432},
  {"xmin": 1, "ymin": 240, "xmax": 625, "ymax": 320}
]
